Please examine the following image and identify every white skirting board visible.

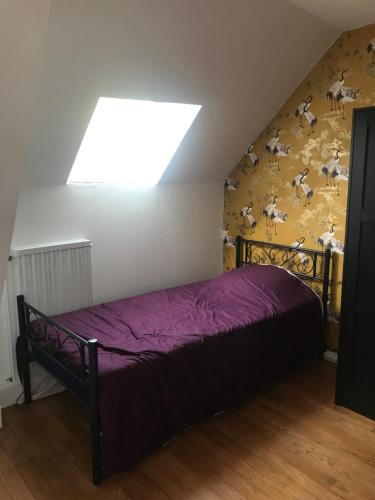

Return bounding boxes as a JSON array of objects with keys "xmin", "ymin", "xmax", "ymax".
[
  {"xmin": 0, "ymin": 362, "xmax": 65, "ymax": 411},
  {"xmin": 0, "ymin": 381, "xmax": 22, "ymax": 415},
  {"xmin": 323, "ymin": 350, "xmax": 338, "ymax": 363}
]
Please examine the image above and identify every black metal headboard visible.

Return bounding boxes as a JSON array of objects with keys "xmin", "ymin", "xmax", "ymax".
[{"xmin": 235, "ymin": 236, "xmax": 331, "ymax": 322}]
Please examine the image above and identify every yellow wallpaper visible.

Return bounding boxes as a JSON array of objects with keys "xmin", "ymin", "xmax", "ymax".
[{"xmin": 223, "ymin": 24, "xmax": 375, "ymax": 350}]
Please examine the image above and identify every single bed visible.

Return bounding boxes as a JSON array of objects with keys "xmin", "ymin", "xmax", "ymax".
[{"xmin": 16, "ymin": 237, "xmax": 331, "ymax": 484}]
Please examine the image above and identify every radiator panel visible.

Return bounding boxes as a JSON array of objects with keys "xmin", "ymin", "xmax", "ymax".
[{"xmin": 4, "ymin": 240, "xmax": 93, "ymax": 388}]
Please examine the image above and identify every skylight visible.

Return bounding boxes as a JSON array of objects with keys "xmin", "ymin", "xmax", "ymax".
[{"xmin": 67, "ymin": 98, "xmax": 201, "ymax": 186}]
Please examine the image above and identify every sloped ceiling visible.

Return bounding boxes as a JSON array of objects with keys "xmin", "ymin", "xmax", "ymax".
[
  {"xmin": 0, "ymin": 0, "xmax": 50, "ymax": 293},
  {"xmin": 289, "ymin": 0, "xmax": 375, "ymax": 31},
  {"xmin": 24, "ymin": 0, "xmax": 341, "ymax": 186}
]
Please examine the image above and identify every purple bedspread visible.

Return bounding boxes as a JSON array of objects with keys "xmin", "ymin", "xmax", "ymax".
[{"xmin": 52, "ymin": 265, "xmax": 323, "ymax": 477}]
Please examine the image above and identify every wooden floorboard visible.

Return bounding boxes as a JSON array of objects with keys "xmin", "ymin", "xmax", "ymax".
[{"xmin": 1, "ymin": 360, "xmax": 375, "ymax": 499}]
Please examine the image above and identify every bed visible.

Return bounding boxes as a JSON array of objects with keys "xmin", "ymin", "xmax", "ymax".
[{"xmin": 16, "ymin": 237, "xmax": 331, "ymax": 484}]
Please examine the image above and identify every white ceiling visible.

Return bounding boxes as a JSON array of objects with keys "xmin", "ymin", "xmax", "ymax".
[
  {"xmin": 288, "ymin": 0, "xmax": 375, "ymax": 30},
  {"xmin": 24, "ymin": 0, "xmax": 342, "ymax": 185}
]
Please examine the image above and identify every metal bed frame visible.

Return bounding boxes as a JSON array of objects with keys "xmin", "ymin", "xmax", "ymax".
[
  {"xmin": 235, "ymin": 237, "xmax": 331, "ymax": 322},
  {"xmin": 17, "ymin": 297, "xmax": 101, "ymax": 485},
  {"xmin": 16, "ymin": 237, "xmax": 331, "ymax": 485}
]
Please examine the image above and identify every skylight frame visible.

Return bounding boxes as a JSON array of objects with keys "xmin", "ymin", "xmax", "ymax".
[{"xmin": 67, "ymin": 97, "xmax": 201, "ymax": 187}]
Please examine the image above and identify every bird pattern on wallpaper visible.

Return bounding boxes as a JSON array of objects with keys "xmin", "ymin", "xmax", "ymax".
[
  {"xmin": 245, "ymin": 144, "xmax": 259, "ymax": 169},
  {"xmin": 240, "ymin": 201, "xmax": 257, "ymax": 233},
  {"xmin": 291, "ymin": 237, "xmax": 309, "ymax": 268},
  {"xmin": 295, "ymin": 95, "xmax": 318, "ymax": 134},
  {"xmin": 223, "ymin": 24, "xmax": 375, "ymax": 348}
]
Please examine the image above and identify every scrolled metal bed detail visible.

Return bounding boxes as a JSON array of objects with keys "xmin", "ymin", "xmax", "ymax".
[
  {"xmin": 235, "ymin": 236, "xmax": 331, "ymax": 322},
  {"xmin": 16, "ymin": 237, "xmax": 331, "ymax": 485},
  {"xmin": 17, "ymin": 296, "xmax": 101, "ymax": 485}
]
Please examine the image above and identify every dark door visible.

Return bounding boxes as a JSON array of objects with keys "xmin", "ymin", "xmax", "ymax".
[{"xmin": 336, "ymin": 107, "xmax": 375, "ymax": 420}]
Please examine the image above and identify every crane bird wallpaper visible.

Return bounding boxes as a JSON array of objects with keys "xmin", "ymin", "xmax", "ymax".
[{"xmin": 223, "ymin": 24, "xmax": 375, "ymax": 350}]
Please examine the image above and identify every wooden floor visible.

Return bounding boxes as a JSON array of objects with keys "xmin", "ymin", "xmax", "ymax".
[{"xmin": 1, "ymin": 361, "xmax": 375, "ymax": 499}]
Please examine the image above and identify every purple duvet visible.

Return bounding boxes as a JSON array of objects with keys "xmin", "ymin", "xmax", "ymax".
[{"xmin": 52, "ymin": 265, "xmax": 323, "ymax": 477}]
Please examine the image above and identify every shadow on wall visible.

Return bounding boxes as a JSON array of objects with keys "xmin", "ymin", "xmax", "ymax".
[{"xmin": 223, "ymin": 24, "xmax": 375, "ymax": 350}]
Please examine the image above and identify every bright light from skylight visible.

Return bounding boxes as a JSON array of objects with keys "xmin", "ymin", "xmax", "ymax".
[{"xmin": 67, "ymin": 98, "xmax": 201, "ymax": 186}]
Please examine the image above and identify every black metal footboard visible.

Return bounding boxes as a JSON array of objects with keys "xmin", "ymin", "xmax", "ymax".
[{"xmin": 16, "ymin": 295, "xmax": 102, "ymax": 485}]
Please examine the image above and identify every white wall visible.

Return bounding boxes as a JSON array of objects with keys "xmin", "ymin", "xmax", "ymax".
[
  {"xmin": 23, "ymin": 0, "xmax": 338, "ymax": 186},
  {"xmin": 0, "ymin": 1, "xmax": 50, "ymax": 294},
  {"xmin": 12, "ymin": 181, "xmax": 223, "ymax": 303}
]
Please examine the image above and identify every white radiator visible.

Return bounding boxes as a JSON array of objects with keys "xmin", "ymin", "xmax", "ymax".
[{"xmin": 2, "ymin": 240, "xmax": 93, "ymax": 398}]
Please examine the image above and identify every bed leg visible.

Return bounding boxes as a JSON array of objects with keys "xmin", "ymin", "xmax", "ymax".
[
  {"xmin": 17, "ymin": 295, "xmax": 32, "ymax": 404},
  {"xmin": 91, "ymin": 413, "xmax": 101, "ymax": 485},
  {"xmin": 88, "ymin": 339, "xmax": 102, "ymax": 485},
  {"xmin": 21, "ymin": 344, "xmax": 32, "ymax": 404}
]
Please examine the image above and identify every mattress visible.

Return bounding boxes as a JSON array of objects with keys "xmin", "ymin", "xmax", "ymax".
[{"xmin": 49, "ymin": 265, "xmax": 323, "ymax": 477}]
